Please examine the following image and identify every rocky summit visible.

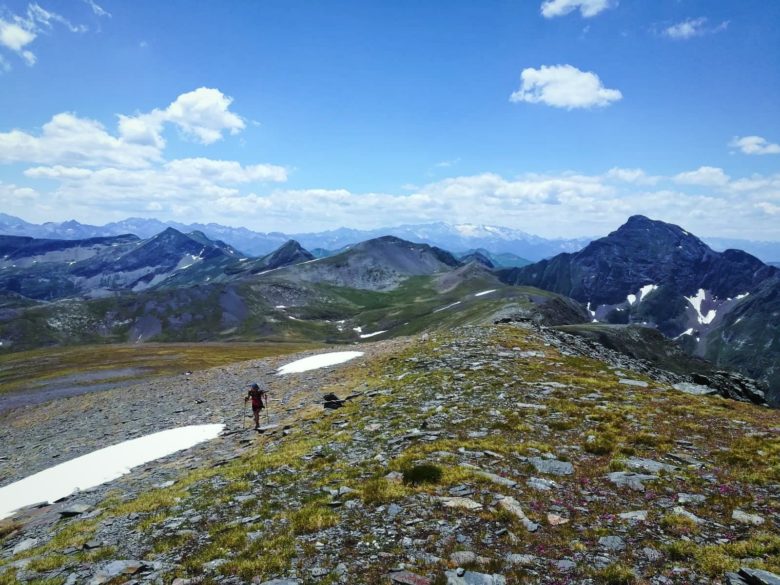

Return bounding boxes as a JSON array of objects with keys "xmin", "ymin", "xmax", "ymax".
[{"xmin": 2, "ymin": 322, "xmax": 779, "ymax": 584}]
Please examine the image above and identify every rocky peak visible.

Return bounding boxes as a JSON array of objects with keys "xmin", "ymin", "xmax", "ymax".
[{"xmin": 259, "ymin": 239, "xmax": 315, "ymax": 271}]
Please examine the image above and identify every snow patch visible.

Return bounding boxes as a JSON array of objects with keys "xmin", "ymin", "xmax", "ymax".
[
  {"xmin": 433, "ymin": 301, "xmax": 462, "ymax": 313},
  {"xmin": 675, "ymin": 328, "xmax": 695, "ymax": 340},
  {"xmin": 685, "ymin": 289, "xmax": 717, "ymax": 324},
  {"xmin": 735, "ymin": 292, "xmax": 750, "ymax": 300},
  {"xmin": 638, "ymin": 284, "xmax": 658, "ymax": 302},
  {"xmin": 360, "ymin": 331, "xmax": 387, "ymax": 339},
  {"xmin": 353, "ymin": 326, "xmax": 363, "ymax": 333},
  {"xmin": 277, "ymin": 351, "xmax": 364, "ymax": 375},
  {"xmin": 474, "ymin": 289, "xmax": 497, "ymax": 297},
  {"xmin": 0, "ymin": 424, "xmax": 224, "ymax": 520},
  {"xmin": 627, "ymin": 284, "xmax": 658, "ymax": 306}
]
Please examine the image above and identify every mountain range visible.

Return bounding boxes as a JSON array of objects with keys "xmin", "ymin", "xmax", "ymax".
[
  {"xmin": 0, "ymin": 214, "xmax": 777, "ymax": 404},
  {"xmin": 4, "ymin": 213, "xmax": 779, "ymax": 263}
]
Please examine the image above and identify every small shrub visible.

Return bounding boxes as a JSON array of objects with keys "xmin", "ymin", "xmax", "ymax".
[
  {"xmin": 361, "ymin": 478, "xmax": 407, "ymax": 505},
  {"xmin": 666, "ymin": 540, "xmax": 696, "ymax": 561},
  {"xmin": 661, "ymin": 513, "xmax": 699, "ymax": 536},
  {"xmin": 594, "ymin": 562, "xmax": 636, "ymax": 584},
  {"xmin": 289, "ymin": 503, "xmax": 338, "ymax": 535},
  {"xmin": 584, "ymin": 433, "xmax": 617, "ymax": 455},
  {"xmin": 631, "ymin": 432, "xmax": 659, "ymax": 446},
  {"xmin": 608, "ymin": 458, "xmax": 627, "ymax": 472},
  {"xmin": 0, "ymin": 520, "xmax": 20, "ymax": 543},
  {"xmin": 402, "ymin": 463, "xmax": 443, "ymax": 486}
]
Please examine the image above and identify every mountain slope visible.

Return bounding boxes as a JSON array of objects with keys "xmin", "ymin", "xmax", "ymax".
[
  {"xmin": 265, "ymin": 236, "xmax": 461, "ymax": 291},
  {"xmin": 2, "ymin": 323, "xmax": 779, "ymax": 584},
  {"xmin": 499, "ymin": 215, "xmax": 779, "ymax": 401},
  {"xmin": 0, "ymin": 229, "xmax": 242, "ymax": 300}
]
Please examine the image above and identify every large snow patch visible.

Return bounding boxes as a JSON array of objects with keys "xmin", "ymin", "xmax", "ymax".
[
  {"xmin": 277, "ymin": 351, "xmax": 364, "ymax": 375},
  {"xmin": 0, "ymin": 424, "xmax": 224, "ymax": 520}
]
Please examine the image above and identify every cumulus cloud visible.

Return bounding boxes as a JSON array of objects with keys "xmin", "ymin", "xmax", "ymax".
[
  {"xmin": 510, "ymin": 65, "xmax": 622, "ymax": 109},
  {"xmin": 118, "ymin": 88, "xmax": 246, "ymax": 147},
  {"xmin": 0, "ymin": 3, "xmax": 89, "ymax": 67},
  {"xmin": 0, "ymin": 88, "xmax": 247, "ymax": 168},
  {"xmin": 674, "ymin": 166, "xmax": 730, "ymax": 187},
  {"xmin": 540, "ymin": 0, "xmax": 617, "ymax": 18},
  {"xmin": 663, "ymin": 17, "xmax": 729, "ymax": 40},
  {"xmin": 0, "ymin": 113, "xmax": 161, "ymax": 168},
  {"xmin": 730, "ymin": 135, "xmax": 780, "ymax": 156},
  {"xmin": 8, "ymin": 160, "xmax": 780, "ymax": 239}
]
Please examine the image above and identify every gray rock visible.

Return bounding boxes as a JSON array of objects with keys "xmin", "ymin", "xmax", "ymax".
[
  {"xmin": 607, "ymin": 471, "xmax": 657, "ymax": 491},
  {"xmin": 642, "ymin": 547, "xmax": 663, "ymax": 562},
  {"xmin": 732, "ymin": 509, "xmax": 765, "ymax": 525},
  {"xmin": 12, "ymin": 538, "xmax": 38, "ymax": 554},
  {"xmin": 677, "ymin": 493, "xmax": 706, "ymax": 504},
  {"xmin": 672, "ymin": 506, "xmax": 704, "ymax": 524},
  {"xmin": 497, "ymin": 496, "xmax": 538, "ymax": 532},
  {"xmin": 89, "ymin": 560, "xmax": 147, "ymax": 585},
  {"xmin": 255, "ymin": 580, "xmax": 302, "ymax": 585},
  {"xmin": 598, "ymin": 535, "xmax": 625, "ymax": 551},
  {"xmin": 390, "ymin": 571, "xmax": 432, "ymax": 585},
  {"xmin": 528, "ymin": 456, "xmax": 573, "ymax": 476},
  {"xmin": 450, "ymin": 551, "xmax": 478, "ymax": 565},
  {"xmin": 555, "ymin": 559, "xmax": 576, "ymax": 571},
  {"xmin": 625, "ymin": 457, "xmax": 677, "ymax": 473},
  {"xmin": 505, "ymin": 553, "xmax": 536, "ymax": 566},
  {"xmin": 60, "ymin": 503, "xmax": 92, "ymax": 517},
  {"xmin": 619, "ymin": 379, "xmax": 648, "ymax": 387},
  {"xmin": 204, "ymin": 558, "xmax": 227, "ymax": 571},
  {"xmin": 738, "ymin": 568, "xmax": 780, "ymax": 585},
  {"xmin": 445, "ymin": 570, "xmax": 507, "ymax": 585},
  {"xmin": 310, "ymin": 567, "xmax": 329, "ymax": 577},
  {"xmin": 618, "ymin": 510, "xmax": 647, "ymax": 521},
  {"xmin": 673, "ymin": 382, "xmax": 717, "ymax": 396},
  {"xmin": 526, "ymin": 477, "xmax": 559, "ymax": 491}
]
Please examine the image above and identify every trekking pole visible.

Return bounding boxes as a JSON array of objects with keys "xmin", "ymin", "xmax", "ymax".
[{"xmin": 265, "ymin": 394, "xmax": 270, "ymax": 424}]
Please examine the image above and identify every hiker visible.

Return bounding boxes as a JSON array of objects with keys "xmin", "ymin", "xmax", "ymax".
[{"xmin": 244, "ymin": 382, "xmax": 268, "ymax": 429}]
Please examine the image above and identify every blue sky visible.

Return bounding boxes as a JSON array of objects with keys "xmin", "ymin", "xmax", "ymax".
[{"xmin": 0, "ymin": 0, "xmax": 779, "ymax": 239}]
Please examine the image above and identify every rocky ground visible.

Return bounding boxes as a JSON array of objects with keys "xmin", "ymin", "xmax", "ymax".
[{"xmin": 1, "ymin": 323, "xmax": 779, "ymax": 584}]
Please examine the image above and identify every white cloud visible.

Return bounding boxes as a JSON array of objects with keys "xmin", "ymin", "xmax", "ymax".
[
  {"xmin": 606, "ymin": 167, "xmax": 660, "ymax": 185},
  {"xmin": 755, "ymin": 202, "xmax": 780, "ymax": 216},
  {"xmin": 510, "ymin": 65, "xmax": 622, "ymax": 109},
  {"xmin": 663, "ymin": 17, "xmax": 729, "ymax": 40},
  {"xmin": 730, "ymin": 135, "xmax": 780, "ymax": 156},
  {"xmin": 0, "ymin": 112, "xmax": 161, "ymax": 168},
  {"xmin": 0, "ymin": 88, "xmax": 247, "ymax": 168},
  {"xmin": 83, "ymin": 0, "xmax": 111, "ymax": 18},
  {"xmin": 0, "ymin": 18, "xmax": 36, "ymax": 60},
  {"xmin": 8, "ymin": 162, "xmax": 780, "ymax": 240},
  {"xmin": 0, "ymin": 3, "xmax": 87, "ymax": 67},
  {"xmin": 119, "ymin": 88, "xmax": 246, "ymax": 147},
  {"xmin": 674, "ymin": 166, "xmax": 730, "ymax": 187},
  {"xmin": 541, "ymin": 0, "xmax": 617, "ymax": 18}
]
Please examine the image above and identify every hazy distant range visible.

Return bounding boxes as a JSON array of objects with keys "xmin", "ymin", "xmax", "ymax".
[{"xmin": 1, "ymin": 213, "xmax": 779, "ymax": 263}]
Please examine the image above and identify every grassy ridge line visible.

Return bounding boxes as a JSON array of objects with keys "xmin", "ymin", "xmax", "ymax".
[{"xmin": 2, "ymin": 324, "xmax": 778, "ymax": 583}]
